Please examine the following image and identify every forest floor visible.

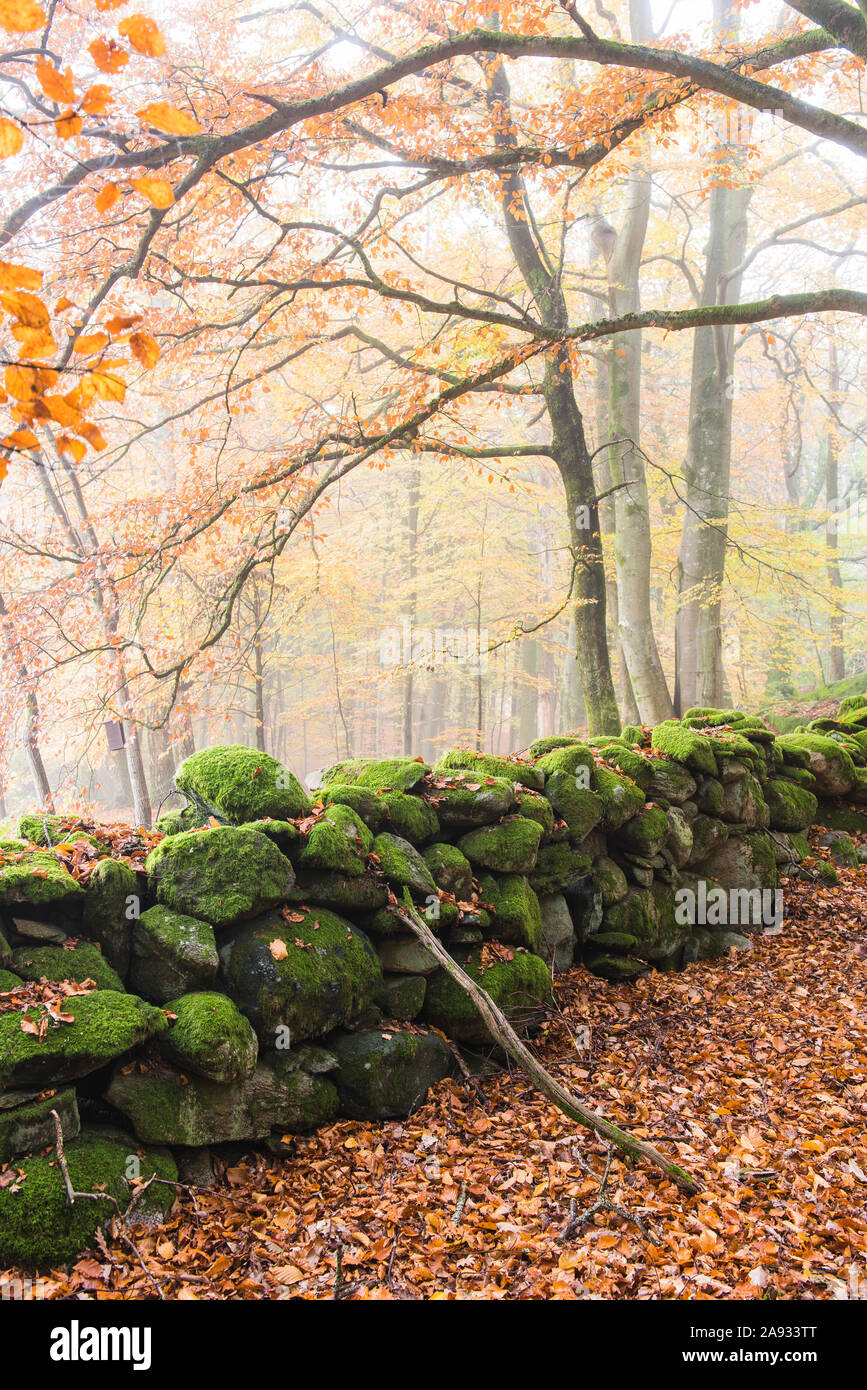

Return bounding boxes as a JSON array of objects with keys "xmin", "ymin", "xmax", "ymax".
[{"xmin": 21, "ymin": 843, "xmax": 867, "ymax": 1302}]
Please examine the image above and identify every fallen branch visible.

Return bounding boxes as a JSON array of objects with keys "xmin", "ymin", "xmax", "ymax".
[{"xmin": 393, "ymin": 893, "xmax": 701, "ymax": 1195}]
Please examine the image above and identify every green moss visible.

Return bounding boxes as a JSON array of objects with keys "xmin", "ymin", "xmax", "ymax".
[
  {"xmin": 814, "ymin": 800, "xmax": 867, "ymax": 834},
  {"xmin": 82, "ymin": 856, "xmax": 137, "ymax": 978},
  {"xmin": 0, "ymin": 968, "xmax": 23, "ymax": 990},
  {"xmin": 0, "ymin": 990, "xmax": 168, "ymax": 1088},
  {"xmin": 838, "ymin": 695, "xmax": 867, "ymax": 717},
  {"xmin": 527, "ymin": 735, "xmax": 587, "ymax": 758},
  {"xmin": 0, "ymin": 847, "xmax": 84, "ymax": 909},
  {"xmin": 154, "ymin": 806, "xmax": 205, "ymax": 837},
  {"xmin": 161, "ymin": 991, "xmax": 258, "ymax": 1082},
  {"xmin": 377, "ymin": 791, "xmax": 440, "ymax": 844},
  {"xmin": 775, "ymin": 734, "xmax": 856, "ymax": 794},
  {"xmin": 620, "ymin": 725, "xmax": 646, "ymax": 747},
  {"xmin": 426, "ymin": 775, "xmax": 514, "ymax": 829},
  {"xmin": 219, "ymin": 906, "xmax": 382, "ymax": 1043},
  {"xmin": 594, "ymin": 764, "xmax": 646, "ymax": 831},
  {"xmin": 534, "ymin": 743, "xmax": 596, "ymax": 783},
  {"xmin": 353, "ymin": 758, "xmax": 431, "ymax": 793},
  {"xmin": 764, "ymin": 778, "xmax": 819, "ymax": 832},
  {"xmin": 297, "ymin": 805, "xmax": 370, "ymax": 876},
  {"xmin": 242, "ymin": 819, "xmax": 300, "ymax": 855},
  {"xmin": 613, "ymin": 804, "xmax": 669, "ymax": 858},
  {"xmin": 583, "ymin": 954, "xmax": 648, "ymax": 982},
  {"xmin": 422, "ymin": 950, "xmax": 552, "ymax": 1043},
  {"xmin": 650, "ymin": 721, "xmax": 719, "ymax": 776},
  {"xmin": 329, "ymin": 1026, "xmax": 451, "ymax": 1119},
  {"xmin": 423, "ymin": 843, "xmax": 473, "ymax": 899},
  {"xmin": 542, "ymin": 772, "xmax": 603, "ymax": 842},
  {"xmin": 588, "ymin": 931, "xmax": 638, "ymax": 952},
  {"xmin": 601, "ymin": 887, "xmax": 659, "ymax": 943},
  {"xmin": 0, "ymin": 1133, "xmax": 176, "ymax": 1270},
  {"xmin": 434, "ymin": 749, "xmax": 544, "ymax": 792},
  {"xmin": 598, "ymin": 745, "xmax": 653, "ymax": 791},
  {"xmin": 592, "ymin": 855, "xmax": 629, "ymax": 907},
  {"xmin": 289, "ymin": 871, "xmax": 388, "ymax": 913},
  {"xmin": 318, "ymin": 783, "xmax": 385, "ymax": 831},
  {"xmin": 174, "ymin": 744, "xmax": 311, "ymax": 821},
  {"xmin": 145, "ymin": 825, "xmax": 295, "ymax": 928},
  {"xmin": 529, "ymin": 842, "xmax": 593, "ymax": 896},
  {"xmin": 375, "ymin": 973, "xmax": 427, "ymax": 1020},
  {"xmin": 475, "ymin": 872, "xmax": 542, "ymax": 951},
  {"xmin": 0, "ymin": 1086, "xmax": 80, "ymax": 1165},
  {"xmin": 11, "ymin": 941, "xmax": 123, "ymax": 992},
  {"xmin": 458, "ymin": 816, "xmax": 542, "ymax": 874},
  {"xmin": 371, "ymin": 832, "xmax": 437, "ymax": 897},
  {"xmin": 513, "ymin": 789, "xmax": 556, "ymax": 837},
  {"xmin": 6, "ymin": 814, "xmax": 106, "ymax": 852}
]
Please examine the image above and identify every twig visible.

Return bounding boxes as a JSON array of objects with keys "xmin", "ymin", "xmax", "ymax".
[
  {"xmin": 393, "ymin": 894, "xmax": 701, "ymax": 1195},
  {"xmin": 558, "ymin": 1144, "xmax": 652, "ymax": 1242}
]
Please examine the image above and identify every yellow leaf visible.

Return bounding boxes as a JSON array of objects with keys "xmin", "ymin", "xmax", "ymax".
[
  {"xmin": 81, "ymin": 84, "xmax": 113, "ymax": 116},
  {"xmin": 5, "ymin": 364, "xmax": 43, "ymax": 400},
  {"xmin": 119, "ymin": 14, "xmax": 165, "ymax": 57},
  {"xmin": 90, "ymin": 368, "xmax": 126, "ymax": 402},
  {"xmin": 55, "ymin": 110, "xmax": 82, "ymax": 140},
  {"xmin": 55, "ymin": 296, "xmax": 74, "ymax": 312},
  {"xmin": 130, "ymin": 176, "xmax": 174, "ymax": 208},
  {"xmin": 0, "ymin": 289, "xmax": 49, "ymax": 327},
  {"xmin": 130, "ymin": 331, "xmax": 159, "ymax": 368},
  {"xmin": 269, "ymin": 938, "xmax": 288, "ymax": 960},
  {"xmin": 137, "ymin": 102, "xmax": 200, "ymax": 136},
  {"xmin": 78, "ymin": 421, "xmax": 107, "ymax": 451},
  {"xmin": 35, "ymin": 57, "xmax": 75, "ymax": 104},
  {"xmin": 1, "ymin": 428, "xmax": 38, "ymax": 450},
  {"xmin": 89, "ymin": 36, "xmax": 129, "ymax": 73},
  {"xmin": 0, "ymin": 0, "xmax": 46, "ymax": 32},
  {"xmin": 0, "ymin": 260, "xmax": 42, "ymax": 291},
  {"xmin": 95, "ymin": 182, "xmax": 120, "ymax": 213},
  {"xmin": 11, "ymin": 324, "xmax": 56, "ymax": 356},
  {"xmin": 44, "ymin": 395, "xmax": 81, "ymax": 427},
  {"xmin": 74, "ymin": 332, "xmax": 109, "ymax": 355},
  {"xmin": 56, "ymin": 434, "xmax": 86, "ymax": 462},
  {"xmin": 0, "ymin": 118, "xmax": 23, "ymax": 158}
]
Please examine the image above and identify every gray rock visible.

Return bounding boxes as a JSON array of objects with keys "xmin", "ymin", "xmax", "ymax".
[
  {"xmin": 0, "ymin": 1086, "xmax": 80, "ymax": 1164},
  {"xmin": 129, "ymin": 906, "xmax": 219, "ymax": 1005},
  {"xmin": 329, "ymin": 1026, "xmax": 452, "ymax": 1120},
  {"xmin": 538, "ymin": 894, "xmax": 576, "ymax": 972},
  {"xmin": 376, "ymin": 935, "xmax": 440, "ymax": 976}
]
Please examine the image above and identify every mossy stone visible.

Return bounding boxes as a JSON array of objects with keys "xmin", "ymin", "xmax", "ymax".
[
  {"xmin": 645, "ymin": 757, "xmax": 699, "ymax": 805},
  {"xmin": 594, "ymin": 765, "xmax": 646, "ymax": 831},
  {"xmin": 0, "ymin": 989, "xmax": 168, "ymax": 1088},
  {"xmin": 427, "ymin": 775, "xmax": 514, "ymax": 829},
  {"xmin": 0, "ymin": 968, "xmax": 23, "ymax": 991},
  {"xmin": 329, "ymin": 1026, "xmax": 451, "ymax": 1120},
  {"xmin": 592, "ymin": 855, "xmax": 629, "ymax": 907},
  {"xmin": 353, "ymin": 758, "xmax": 431, "ymax": 793},
  {"xmin": 475, "ymin": 872, "xmax": 542, "ymax": 951},
  {"xmin": 775, "ymin": 734, "xmax": 856, "ymax": 795},
  {"xmin": 0, "ymin": 846, "xmax": 84, "ymax": 911},
  {"xmin": 458, "ymin": 815, "xmax": 542, "ymax": 874},
  {"xmin": 583, "ymin": 954, "xmax": 648, "ymax": 981},
  {"xmin": 155, "ymin": 806, "xmax": 205, "ymax": 837},
  {"xmin": 0, "ymin": 1086, "xmax": 80, "ymax": 1165},
  {"xmin": 242, "ymin": 819, "xmax": 300, "ymax": 855},
  {"xmin": 0, "ymin": 1132, "xmax": 177, "ymax": 1270},
  {"xmin": 130, "ymin": 905, "xmax": 219, "ymax": 1005},
  {"xmin": 377, "ymin": 792, "xmax": 440, "ymax": 844},
  {"xmin": 11, "ymin": 941, "xmax": 123, "ymax": 992},
  {"xmin": 423, "ymin": 843, "xmax": 473, "ymax": 899},
  {"xmin": 145, "ymin": 825, "xmax": 295, "ymax": 929},
  {"xmin": 527, "ymin": 735, "xmax": 587, "ymax": 758},
  {"xmin": 422, "ymin": 951, "xmax": 552, "ymax": 1043},
  {"xmin": 82, "ymin": 856, "xmax": 138, "ymax": 977},
  {"xmin": 534, "ymin": 744, "xmax": 596, "ymax": 783},
  {"xmin": 613, "ymin": 805, "xmax": 669, "ymax": 858},
  {"xmin": 435, "ymin": 749, "xmax": 544, "ymax": 791},
  {"xmin": 371, "ymin": 832, "xmax": 437, "ymax": 898},
  {"xmin": 219, "ymin": 906, "xmax": 382, "ymax": 1044},
  {"xmin": 599, "ymin": 745, "xmax": 653, "ymax": 791},
  {"xmin": 375, "ymin": 974, "xmax": 426, "ymax": 1020},
  {"xmin": 376, "ymin": 935, "xmax": 440, "ymax": 976},
  {"xmin": 601, "ymin": 887, "xmax": 659, "ymax": 943},
  {"xmin": 651, "ymin": 721, "xmax": 718, "ymax": 777},
  {"xmin": 543, "ymin": 772, "xmax": 603, "ymax": 842},
  {"xmin": 297, "ymin": 805, "xmax": 370, "ymax": 877},
  {"xmin": 589, "ymin": 930, "xmax": 639, "ymax": 952},
  {"xmin": 764, "ymin": 778, "xmax": 818, "ymax": 832},
  {"xmin": 719, "ymin": 771, "xmax": 770, "ymax": 829},
  {"xmin": 318, "ymin": 783, "xmax": 385, "ymax": 831},
  {"xmin": 174, "ymin": 744, "xmax": 311, "ymax": 821},
  {"xmin": 160, "ymin": 991, "xmax": 258, "ymax": 1082},
  {"xmin": 529, "ymin": 842, "xmax": 593, "ymax": 896},
  {"xmin": 514, "ymin": 789, "xmax": 556, "ymax": 837},
  {"xmin": 289, "ymin": 871, "xmax": 388, "ymax": 913}
]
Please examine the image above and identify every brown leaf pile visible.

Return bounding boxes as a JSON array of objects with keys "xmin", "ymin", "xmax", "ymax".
[{"xmin": 4, "ymin": 856, "xmax": 865, "ymax": 1301}]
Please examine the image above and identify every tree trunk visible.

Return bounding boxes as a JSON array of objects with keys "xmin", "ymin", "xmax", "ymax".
[
  {"xmin": 403, "ymin": 463, "xmax": 421, "ymax": 756},
  {"xmin": 825, "ymin": 341, "xmax": 845, "ymax": 682},
  {"xmin": 0, "ymin": 591, "xmax": 55, "ymax": 810}
]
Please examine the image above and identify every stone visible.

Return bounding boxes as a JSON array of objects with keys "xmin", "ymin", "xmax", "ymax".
[
  {"xmin": 82, "ymin": 856, "xmax": 138, "ymax": 977},
  {"xmin": 329, "ymin": 1026, "xmax": 451, "ymax": 1120},
  {"xmin": 776, "ymin": 734, "xmax": 856, "ymax": 796},
  {"xmin": 319, "ymin": 783, "xmax": 385, "ymax": 831},
  {"xmin": 0, "ymin": 990, "xmax": 168, "ymax": 1089},
  {"xmin": 601, "ymin": 887, "xmax": 659, "ymax": 945},
  {"xmin": 11, "ymin": 941, "xmax": 124, "ymax": 992},
  {"xmin": 664, "ymin": 807, "xmax": 694, "ymax": 868},
  {"xmin": 613, "ymin": 805, "xmax": 669, "ymax": 858},
  {"xmin": 174, "ymin": 744, "xmax": 311, "ymax": 821},
  {"xmin": 106, "ymin": 1058, "xmax": 338, "ymax": 1145},
  {"xmin": 297, "ymin": 804, "xmax": 371, "ymax": 877},
  {"xmin": 764, "ymin": 778, "xmax": 819, "ymax": 832},
  {"xmin": 538, "ymin": 893, "xmax": 576, "ymax": 972},
  {"xmin": 427, "ymin": 774, "xmax": 514, "ymax": 828},
  {"xmin": 693, "ymin": 831, "xmax": 779, "ymax": 893},
  {"xmin": 289, "ymin": 872, "xmax": 388, "ymax": 913},
  {"xmin": 562, "ymin": 875, "xmax": 604, "ymax": 941},
  {"xmin": 219, "ymin": 906, "xmax": 382, "ymax": 1044},
  {"xmin": 529, "ymin": 842, "xmax": 593, "ymax": 896},
  {"xmin": 376, "ymin": 935, "xmax": 439, "ymax": 976},
  {"xmin": 0, "ymin": 1132, "xmax": 177, "ymax": 1269},
  {"xmin": 592, "ymin": 855, "xmax": 629, "ymax": 906},
  {"xmin": 594, "ymin": 765, "xmax": 646, "ymax": 831},
  {"xmin": 129, "ymin": 906, "xmax": 219, "ymax": 1005},
  {"xmin": 422, "ymin": 949, "xmax": 552, "ymax": 1044},
  {"xmin": 692, "ymin": 927, "xmax": 752, "ymax": 959},
  {"xmin": 458, "ymin": 815, "xmax": 542, "ymax": 874},
  {"xmin": 145, "ymin": 825, "xmax": 295, "ymax": 929},
  {"xmin": 687, "ymin": 814, "xmax": 729, "ymax": 865},
  {"xmin": 0, "ymin": 1086, "xmax": 80, "ymax": 1164},
  {"xmin": 9, "ymin": 917, "xmax": 70, "ymax": 943},
  {"xmin": 375, "ymin": 973, "xmax": 426, "ymax": 1020},
  {"xmin": 584, "ymin": 954, "xmax": 648, "ymax": 981},
  {"xmin": 476, "ymin": 873, "xmax": 543, "ymax": 952},
  {"xmin": 650, "ymin": 721, "xmax": 718, "ymax": 776},
  {"xmin": 352, "ymin": 758, "xmax": 431, "ymax": 793},
  {"xmin": 376, "ymin": 792, "xmax": 440, "ymax": 844},
  {"xmin": 371, "ymin": 832, "xmax": 437, "ymax": 898},
  {"xmin": 423, "ymin": 842, "xmax": 473, "ymax": 899},
  {"xmin": 719, "ymin": 772, "xmax": 769, "ymax": 829},
  {"xmin": 0, "ymin": 847, "xmax": 83, "ymax": 913},
  {"xmin": 515, "ymin": 789, "xmax": 557, "ymax": 837},
  {"xmin": 542, "ymin": 772, "xmax": 603, "ymax": 841},
  {"xmin": 160, "ymin": 991, "xmax": 259, "ymax": 1083},
  {"xmin": 435, "ymin": 748, "xmax": 544, "ymax": 791}
]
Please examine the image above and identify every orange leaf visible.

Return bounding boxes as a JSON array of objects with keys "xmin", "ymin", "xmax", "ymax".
[
  {"xmin": 0, "ymin": 260, "xmax": 42, "ymax": 291},
  {"xmin": 73, "ymin": 331, "xmax": 109, "ymax": 355},
  {"xmin": 55, "ymin": 296, "xmax": 73, "ymax": 311},
  {"xmin": 11, "ymin": 324, "xmax": 56, "ymax": 355},
  {"xmin": 0, "ymin": 289, "xmax": 49, "ymax": 327},
  {"xmin": 0, "ymin": 118, "xmax": 23, "ymax": 158},
  {"xmin": 137, "ymin": 102, "xmax": 200, "ymax": 136},
  {"xmin": 119, "ymin": 14, "xmax": 165, "ymax": 57},
  {"xmin": 44, "ymin": 395, "xmax": 81, "ymax": 427},
  {"xmin": 130, "ymin": 331, "xmax": 159, "ymax": 368},
  {"xmin": 1, "ymin": 428, "xmax": 38, "ymax": 450},
  {"xmin": 89, "ymin": 36, "xmax": 129, "ymax": 73},
  {"xmin": 81, "ymin": 84, "xmax": 113, "ymax": 116},
  {"xmin": 95, "ymin": 182, "xmax": 120, "ymax": 213},
  {"xmin": 78, "ymin": 421, "xmax": 107, "ymax": 451},
  {"xmin": 105, "ymin": 313, "xmax": 141, "ymax": 333},
  {"xmin": 54, "ymin": 110, "xmax": 82, "ymax": 140},
  {"xmin": 130, "ymin": 176, "xmax": 174, "ymax": 208},
  {"xmin": 56, "ymin": 435, "xmax": 86, "ymax": 462},
  {"xmin": 0, "ymin": 0, "xmax": 46, "ymax": 32},
  {"xmin": 35, "ymin": 57, "xmax": 75, "ymax": 104},
  {"xmin": 90, "ymin": 368, "xmax": 126, "ymax": 402},
  {"xmin": 269, "ymin": 938, "xmax": 288, "ymax": 961}
]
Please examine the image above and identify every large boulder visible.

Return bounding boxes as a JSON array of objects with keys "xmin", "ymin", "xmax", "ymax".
[
  {"xmin": 0, "ymin": 989, "xmax": 167, "ymax": 1088},
  {"xmin": 423, "ymin": 842, "xmax": 473, "ymax": 899},
  {"xmin": 776, "ymin": 734, "xmax": 856, "ymax": 796},
  {"xmin": 160, "ymin": 991, "xmax": 258, "ymax": 1083},
  {"xmin": 219, "ymin": 906, "xmax": 382, "ymax": 1044},
  {"xmin": 0, "ymin": 846, "xmax": 83, "ymax": 913},
  {"xmin": 764, "ymin": 778, "xmax": 819, "ymax": 832},
  {"xmin": 422, "ymin": 949, "xmax": 552, "ymax": 1043},
  {"xmin": 371, "ymin": 833, "xmax": 437, "ymax": 898},
  {"xmin": 106, "ymin": 1057, "xmax": 337, "ymax": 1145},
  {"xmin": 329, "ymin": 1026, "xmax": 451, "ymax": 1119},
  {"xmin": 174, "ymin": 744, "xmax": 311, "ymax": 821},
  {"xmin": 0, "ymin": 1132, "xmax": 176, "ymax": 1269},
  {"xmin": 427, "ymin": 774, "xmax": 515, "ymax": 828},
  {"xmin": 296, "ymin": 805, "xmax": 371, "ymax": 877},
  {"xmin": 476, "ymin": 873, "xmax": 542, "ymax": 952},
  {"xmin": 82, "ymin": 857, "xmax": 138, "ymax": 977},
  {"xmin": 129, "ymin": 905, "xmax": 219, "ymax": 1004},
  {"xmin": 458, "ymin": 816, "xmax": 542, "ymax": 874},
  {"xmin": 145, "ymin": 825, "xmax": 295, "ymax": 929}
]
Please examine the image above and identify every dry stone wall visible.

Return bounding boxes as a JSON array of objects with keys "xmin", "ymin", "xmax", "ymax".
[{"xmin": 3, "ymin": 701, "xmax": 867, "ymax": 1267}]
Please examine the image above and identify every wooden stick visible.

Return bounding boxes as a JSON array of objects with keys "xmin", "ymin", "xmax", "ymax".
[{"xmin": 393, "ymin": 894, "xmax": 701, "ymax": 1195}]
